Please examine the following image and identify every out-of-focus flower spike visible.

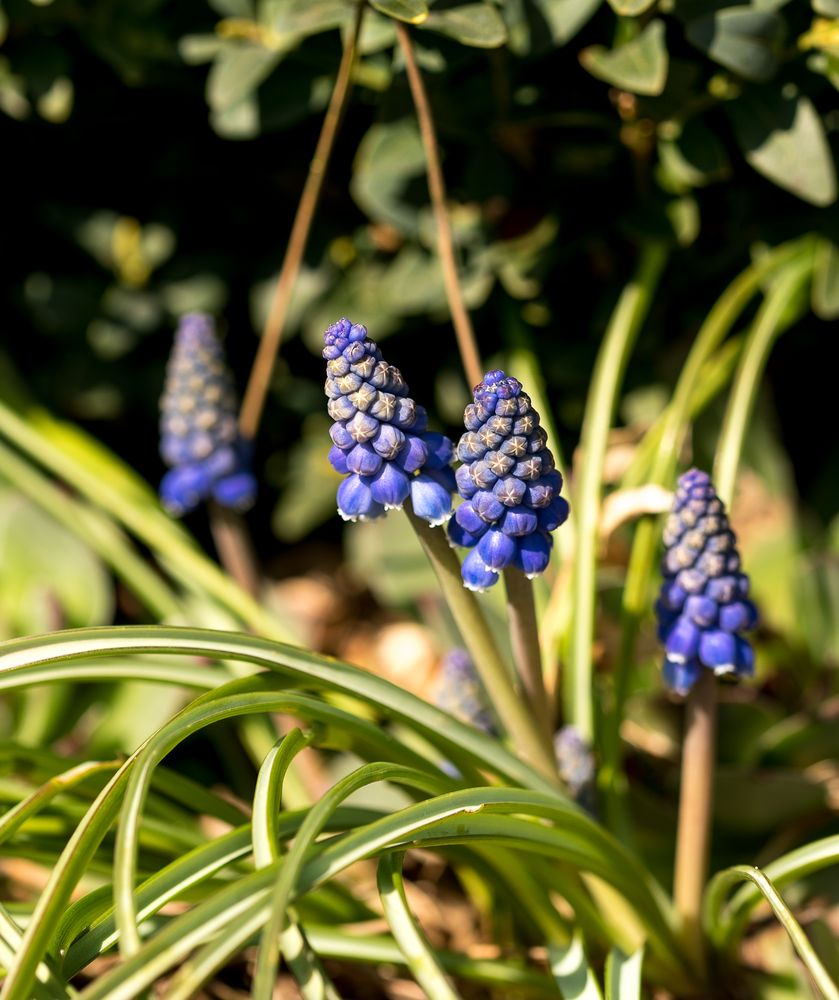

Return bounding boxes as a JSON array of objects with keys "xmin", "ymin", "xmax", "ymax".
[
  {"xmin": 554, "ymin": 725, "xmax": 596, "ymax": 808},
  {"xmin": 323, "ymin": 318, "xmax": 456, "ymax": 526},
  {"xmin": 159, "ymin": 313, "xmax": 255, "ymax": 517},
  {"xmin": 447, "ymin": 369, "xmax": 569, "ymax": 590},
  {"xmin": 435, "ymin": 649, "xmax": 498, "ymax": 736},
  {"xmin": 655, "ymin": 468, "xmax": 759, "ymax": 696}
]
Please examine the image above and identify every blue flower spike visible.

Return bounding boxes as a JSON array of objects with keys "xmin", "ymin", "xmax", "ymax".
[
  {"xmin": 159, "ymin": 313, "xmax": 256, "ymax": 517},
  {"xmin": 449, "ymin": 369, "xmax": 569, "ymax": 591},
  {"xmin": 323, "ymin": 318, "xmax": 456, "ymax": 526},
  {"xmin": 435, "ymin": 648, "xmax": 498, "ymax": 736},
  {"xmin": 656, "ymin": 468, "xmax": 758, "ymax": 696}
]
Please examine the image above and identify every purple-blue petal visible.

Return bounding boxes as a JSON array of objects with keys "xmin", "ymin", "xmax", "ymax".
[
  {"xmin": 212, "ymin": 472, "xmax": 257, "ymax": 511},
  {"xmin": 663, "ymin": 657, "xmax": 701, "ymax": 695},
  {"xmin": 410, "ymin": 472, "xmax": 453, "ymax": 527},
  {"xmin": 477, "ymin": 528, "xmax": 517, "ymax": 571},
  {"xmin": 422, "ymin": 431, "xmax": 454, "ymax": 469},
  {"xmin": 369, "ymin": 462, "xmax": 411, "ymax": 509},
  {"xmin": 337, "ymin": 474, "xmax": 382, "ymax": 521},
  {"xmin": 514, "ymin": 531, "xmax": 552, "ymax": 578},
  {"xmin": 160, "ymin": 465, "xmax": 212, "ymax": 517},
  {"xmin": 698, "ymin": 629, "xmax": 737, "ymax": 674},
  {"xmin": 461, "ymin": 548, "xmax": 499, "ymax": 592}
]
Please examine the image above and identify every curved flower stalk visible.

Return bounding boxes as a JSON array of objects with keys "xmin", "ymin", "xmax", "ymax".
[
  {"xmin": 655, "ymin": 468, "xmax": 758, "ymax": 696},
  {"xmin": 323, "ymin": 318, "xmax": 456, "ymax": 526},
  {"xmin": 448, "ymin": 370, "xmax": 569, "ymax": 591},
  {"xmin": 159, "ymin": 314, "xmax": 256, "ymax": 517}
]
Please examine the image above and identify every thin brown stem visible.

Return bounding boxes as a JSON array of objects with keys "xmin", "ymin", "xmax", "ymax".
[
  {"xmin": 396, "ymin": 22, "xmax": 484, "ymax": 390},
  {"xmin": 503, "ymin": 567, "xmax": 553, "ymax": 740},
  {"xmin": 674, "ymin": 668, "xmax": 717, "ymax": 981},
  {"xmin": 208, "ymin": 503, "xmax": 262, "ymax": 598},
  {"xmin": 238, "ymin": 1, "xmax": 365, "ymax": 441}
]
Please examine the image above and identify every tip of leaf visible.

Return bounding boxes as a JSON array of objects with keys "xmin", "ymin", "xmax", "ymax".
[{"xmin": 410, "ymin": 11, "xmax": 429, "ymax": 24}]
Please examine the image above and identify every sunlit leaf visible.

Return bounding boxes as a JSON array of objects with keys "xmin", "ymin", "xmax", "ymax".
[
  {"xmin": 686, "ymin": 7, "xmax": 784, "ymax": 82},
  {"xmin": 369, "ymin": 0, "xmax": 429, "ymax": 23},
  {"xmin": 727, "ymin": 88, "xmax": 837, "ymax": 206},
  {"xmin": 580, "ymin": 20, "xmax": 669, "ymax": 96},
  {"xmin": 421, "ymin": 3, "xmax": 508, "ymax": 47},
  {"xmin": 812, "ymin": 237, "xmax": 839, "ymax": 319}
]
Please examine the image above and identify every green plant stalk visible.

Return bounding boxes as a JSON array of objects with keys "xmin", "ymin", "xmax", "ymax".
[
  {"xmin": 405, "ymin": 505, "xmax": 559, "ymax": 781},
  {"xmin": 705, "ymin": 866, "xmax": 839, "ymax": 1000},
  {"xmin": 238, "ymin": 0, "xmax": 365, "ymax": 441},
  {"xmin": 600, "ymin": 240, "xmax": 810, "ymax": 834},
  {"xmin": 503, "ymin": 567, "xmax": 553, "ymax": 738},
  {"xmin": 713, "ymin": 257, "xmax": 813, "ymax": 504},
  {"xmin": 567, "ymin": 242, "xmax": 668, "ymax": 743},
  {"xmin": 0, "ymin": 439, "xmax": 180, "ymax": 620},
  {"xmin": 672, "ymin": 667, "xmax": 716, "ymax": 982},
  {"xmin": 378, "ymin": 852, "xmax": 462, "ymax": 1000},
  {"xmin": 0, "ymin": 400, "xmax": 292, "ymax": 641},
  {"xmin": 395, "ymin": 21, "xmax": 484, "ymax": 389}
]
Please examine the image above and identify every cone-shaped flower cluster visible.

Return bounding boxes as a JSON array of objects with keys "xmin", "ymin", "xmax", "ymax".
[
  {"xmin": 159, "ymin": 314, "xmax": 256, "ymax": 517},
  {"xmin": 323, "ymin": 318, "xmax": 456, "ymax": 526},
  {"xmin": 655, "ymin": 468, "xmax": 758, "ymax": 695},
  {"xmin": 448, "ymin": 370, "xmax": 569, "ymax": 591},
  {"xmin": 435, "ymin": 649, "xmax": 498, "ymax": 736},
  {"xmin": 554, "ymin": 725, "xmax": 596, "ymax": 809}
]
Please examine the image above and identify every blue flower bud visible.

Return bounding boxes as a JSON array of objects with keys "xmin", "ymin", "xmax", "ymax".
[
  {"xmin": 554, "ymin": 725, "xmax": 596, "ymax": 806},
  {"xmin": 159, "ymin": 314, "xmax": 255, "ymax": 517},
  {"xmin": 323, "ymin": 319, "xmax": 455, "ymax": 525},
  {"xmin": 448, "ymin": 369, "xmax": 568, "ymax": 591},
  {"xmin": 656, "ymin": 469, "xmax": 759, "ymax": 695}
]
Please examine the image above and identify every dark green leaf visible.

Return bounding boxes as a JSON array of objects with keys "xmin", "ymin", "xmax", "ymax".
[
  {"xmin": 350, "ymin": 119, "xmax": 426, "ymax": 234},
  {"xmin": 686, "ymin": 7, "xmax": 784, "ymax": 82},
  {"xmin": 265, "ymin": 0, "xmax": 351, "ymax": 35},
  {"xmin": 526, "ymin": 0, "xmax": 604, "ymax": 47},
  {"xmin": 206, "ymin": 44, "xmax": 282, "ymax": 114},
  {"xmin": 657, "ymin": 118, "xmax": 730, "ymax": 189},
  {"xmin": 727, "ymin": 88, "xmax": 837, "ymax": 206},
  {"xmin": 580, "ymin": 20, "xmax": 668, "ymax": 96},
  {"xmin": 421, "ymin": 3, "xmax": 508, "ymax": 48},
  {"xmin": 369, "ymin": 0, "xmax": 429, "ymax": 23}
]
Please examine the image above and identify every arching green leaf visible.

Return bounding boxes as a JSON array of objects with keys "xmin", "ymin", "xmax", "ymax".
[{"xmin": 580, "ymin": 20, "xmax": 669, "ymax": 96}]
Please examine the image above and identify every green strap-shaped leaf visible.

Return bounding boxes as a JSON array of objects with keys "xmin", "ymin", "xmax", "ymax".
[
  {"xmin": 421, "ymin": 3, "xmax": 508, "ymax": 47},
  {"xmin": 605, "ymin": 946, "xmax": 644, "ymax": 999},
  {"xmin": 549, "ymin": 931, "xmax": 604, "ymax": 999},
  {"xmin": 686, "ymin": 7, "xmax": 784, "ymax": 82},
  {"xmin": 369, "ymin": 0, "xmax": 429, "ymax": 23},
  {"xmin": 580, "ymin": 20, "xmax": 669, "ymax": 96},
  {"xmin": 727, "ymin": 88, "xmax": 837, "ymax": 207}
]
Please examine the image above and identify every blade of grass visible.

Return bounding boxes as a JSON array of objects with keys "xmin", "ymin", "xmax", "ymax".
[
  {"xmin": 705, "ymin": 866, "xmax": 839, "ymax": 1000},
  {"xmin": 378, "ymin": 851, "xmax": 463, "ymax": 1000},
  {"xmin": 568, "ymin": 242, "xmax": 668, "ymax": 743},
  {"xmin": 714, "ymin": 255, "xmax": 813, "ymax": 504},
  {"xmin": 549, "ymin": 931, "xmax": 603, "ymax": 999},
  {"xmin": 604, "ymin": 945, "xmax": 644, "ymax": 999}
]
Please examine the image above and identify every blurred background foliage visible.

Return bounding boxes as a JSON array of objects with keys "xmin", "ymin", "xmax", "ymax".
[{"xmin": 1, "ymin": 0, "xmax": 838, "ymax": 668}]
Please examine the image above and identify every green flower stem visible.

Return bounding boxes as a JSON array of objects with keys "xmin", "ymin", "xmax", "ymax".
[
  {"xmin": 396, "ymin": 22, "xmax": 484, "ymax": 389},
  {"xmin": 404, "ymin": 504, "xmax": 559, "ymax": 782},
  {"xmin": 601, "ymin": 240, "xmax": 812, "ymax": 835},
  {"xmin": 207, "ymin": 502, "xmax": 263, "ymax": 599},
  {"xmin": 238, "ymin": 0, "xmax": 365, "ymax": 441},
  {"xmin": 673, "ymin": 667, "xmax": 716, "ymax": 983},
  {"xmin": 503, "ymin": 567, "xmax": 554, "ymax": 739},
  {"xmin": 568, "ymin": 242, "xmax": 668, "ymax": 744}
]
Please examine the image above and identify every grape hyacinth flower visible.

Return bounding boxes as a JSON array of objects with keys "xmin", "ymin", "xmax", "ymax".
[
  {"xmin": 435, "ymin": 649, "xmax": 498, "ymax": 736},
  {"xmin": 159, "ymin": 313, "xmax": 256, "ymax": 517},
  {"xmin": 323, "ymin": 318, "xmax": 456, "ymax": 526},
  {"xmin": 656, "ymin": 468, "xmax": 758, "ymax": 696},
  {"xmin": 448, "ymin": 370, "xmax": 569, "ymax": 591},
  {"xmin": 554, "ymin": 725, "xmax": 596, "ymax": 810}
]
